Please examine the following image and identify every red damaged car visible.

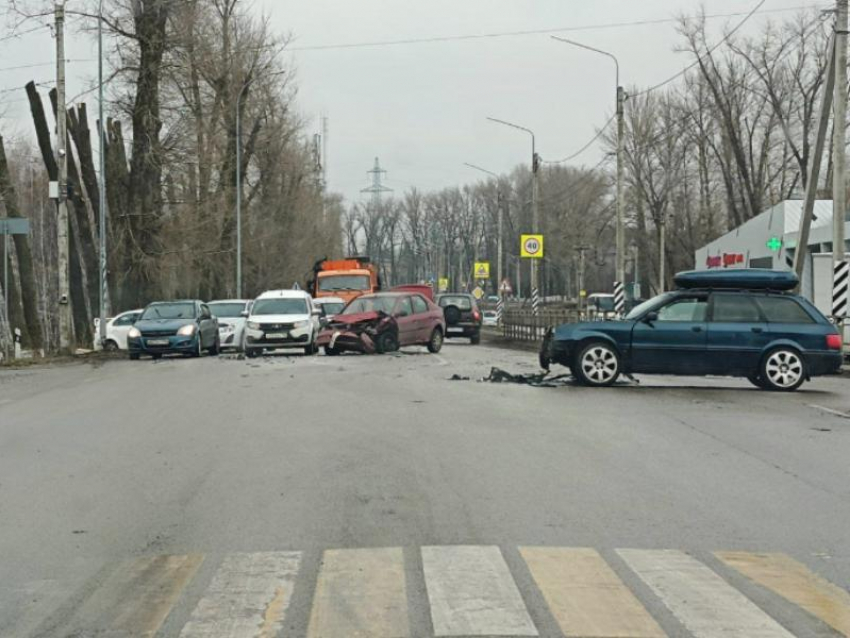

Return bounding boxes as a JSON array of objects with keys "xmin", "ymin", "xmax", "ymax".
[{"xmin": 316, "ymin": 292, "xmax": 446, "ymax": 355}]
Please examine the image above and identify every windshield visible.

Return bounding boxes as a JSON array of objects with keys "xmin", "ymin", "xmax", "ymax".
[
  {"xmin": 590, "ymin": 296, "xmax": 615, "ymax": 311},
  {"xmin": 208, "ymin": 302, "xmax": 247, "ymax": 318},
  {"xmin": 141, "ymin": 302, "xmax": 196, "ymax": 320},
  {"xmin": 251, "ymin": 298, "xmax": 308, "ymax": 316},
  {"xmin": 625, "ymin": 293, "xmax": 674, "ymax": 320},
  {"xmin": 342, "ymin": 296, "xmax": 397, "ymax": 315},
  {"xmin": 320, "ymin": 302, "xmax": 346, "ymax": 315},
  {"xmin": 319, "ymin": 274, "xmax": 371, "ymax": 291}
]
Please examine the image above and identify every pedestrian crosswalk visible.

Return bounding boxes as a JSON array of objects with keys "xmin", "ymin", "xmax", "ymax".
[{"xmin": 10, "ymin": 546, "xmax": 850, "ymax": 637}]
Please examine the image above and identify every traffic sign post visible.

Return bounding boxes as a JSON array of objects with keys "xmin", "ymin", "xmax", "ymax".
[
  {"xmin": 474, "ymin": 262, "xmax": 490, "ymax": 279},
  {"xmin": 438, "ymin": 277, "xmax": 449, "ymax": 292},
  {"xmin": 472, "ymin": 286, "xmax": 484, "ymax": 300}
]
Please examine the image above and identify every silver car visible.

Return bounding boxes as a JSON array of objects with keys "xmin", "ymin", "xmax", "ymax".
[{"xmin": 208, "ymin": 299, "xmax": 251, "ymax": 352}]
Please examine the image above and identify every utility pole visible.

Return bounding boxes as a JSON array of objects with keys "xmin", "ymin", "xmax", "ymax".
[
  {"xmin": 235, "ymin": 79, "xmax": 252, "ymax": 299},
  {"xmin": 616, "ymin": 85, "xmax": 626, "ymax": 294},
  {"xmin": 834, "ymin": 0, "xmax": 847, "ymax": 268},
  {"xmin": 576, "ymin": 246, "xmax": 590, "ymax": 316},
  {"xmin": 55, "ymin": 0, "xmax": 71, "ymax": 353},
  {"xmin": 97, "ymin": 0, "xmax": 108, "ymax": 348},
  {"xmin": 659, "ymin": 215, "xmax": 667, "ymax": 294}
]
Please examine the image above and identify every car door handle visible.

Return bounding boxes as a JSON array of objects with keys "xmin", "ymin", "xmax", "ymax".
[
  {"xmin": 691, "ymin": 326, "xmax": 703, "ymax": 333},
  {"xmin": 752, "ymin": 327, "xmax": 763, "ymax": 333}
]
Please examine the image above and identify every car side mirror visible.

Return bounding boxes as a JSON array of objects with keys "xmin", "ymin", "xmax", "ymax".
[
  {"xmin": 312, "ymin": 309, "xmax": 322, "ymax": 316},
  {"xmin": 240, "ymin": 310, "xmax": 249, "ymax": 318},
  {"xmin": 643, "ymin": 311, "xmax": 658, "ymax": 324}
]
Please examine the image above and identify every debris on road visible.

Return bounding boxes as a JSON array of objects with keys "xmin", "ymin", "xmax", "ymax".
[
  {"xmin": 481, "ymin": 367, "xmax": 573, "ymax": 387},
  {"xmin": 448, "ymin": 374, "xmax": 470, "ymax": 381}
]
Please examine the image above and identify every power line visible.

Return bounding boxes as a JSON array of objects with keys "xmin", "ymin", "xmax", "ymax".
[
  {"xmin": 0, "ymin": 24, "xmax": 51, "ymax": 43},
  {"xmin": 288, "ymin": 5, "xmax": 817, "ymax": 51},
  {"xmin": 0, "ymin": 59, "xmax": 92, "ymax": 73},
  {"xmin": 543, "ymin": 114, "xmax": 615, "ymax": 165}
]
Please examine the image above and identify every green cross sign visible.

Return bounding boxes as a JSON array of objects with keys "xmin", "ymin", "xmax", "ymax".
[{"xmin": 766, "ymin": 237, "xmax": 782, "ymax": 252}]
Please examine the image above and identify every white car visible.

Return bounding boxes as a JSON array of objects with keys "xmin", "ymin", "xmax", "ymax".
[
  {"xmin": 94, "ymin": 309, "xmax": 143, "ymax": 351},
  {"xmin": 208, "ymin": 299, "xmax": 251, "ymax": 352},
  {"xmin": 242, "ymin": 290, "xmax": 321, "ymax": 357},
  {"xmin": 482, "ymin": 310, "xmax": 498, "ymax": 327},
  {"xmin": 312, "ymin": 296, "xmax": 346, "ymax": 323}
]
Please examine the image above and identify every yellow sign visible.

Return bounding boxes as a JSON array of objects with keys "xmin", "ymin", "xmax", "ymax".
[
  {"xmin": 472, "ymin": 286, "xmax": 485, "ymax": 300},
  {"xmin": 474, "ymin": 262, "xmax": 490, "ymax": 279},
  {"xmin": 579, "ymin": 289, "xmax": 587, "ymax": 297},
  {"xmin": 438, "ymin": 277, "xmax": 449, "ymax": 292},
  {"xmin": 521, "ymin": 234, "xmax": 544, "ymax": 258}
]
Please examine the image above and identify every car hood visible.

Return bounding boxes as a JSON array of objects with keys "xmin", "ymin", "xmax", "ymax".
[
  {"xmin": 553, "ymin": 319, "xmax": 635, "ymax": 340},
  {"xmin": 217, "ymin": 317, "xmax": 246, "ymax": 329},
  {"xmin": 135, "ymin": 318, "xmax": 195, "ymax": 331},
  {"xmin": 249, "ymin": 314, "xmax": 310, "ymax": 323},
  {"xmin": 329, "ymin": 311, "xmax": 384, "ymax": 326}
]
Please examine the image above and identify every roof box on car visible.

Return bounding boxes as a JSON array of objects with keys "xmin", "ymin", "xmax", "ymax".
[{"xmin": 674, "ymin": 269, "xmax": 798, "ymax": 291}]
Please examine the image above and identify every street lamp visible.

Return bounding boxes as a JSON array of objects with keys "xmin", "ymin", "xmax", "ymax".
[
  {"xmin": 551, "ymin": 36, "xmax": 626, "ymax": 305},
  {"xmin": 486, "ymin": 117, "xmax": 540, "ymax": 315},
  {"xmin": 464, "ymin": 162, "xmax": 505, "ymax": 322}
]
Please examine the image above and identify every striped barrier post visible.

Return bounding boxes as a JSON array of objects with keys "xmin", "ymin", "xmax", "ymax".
[
  {"xmin": 531, "ymin": 288, "xmax": 540, "ymax": 316},
  {"xmin": 496, "ymin": 296, "xmax": 504, "ymax": 325},
  {"xmin": 833, "ymin": 260, "xmax": 849, "ymax": 318},
  {"xmin": 613, "ymin": 281, "xmax": 625, "ymax": 315}
]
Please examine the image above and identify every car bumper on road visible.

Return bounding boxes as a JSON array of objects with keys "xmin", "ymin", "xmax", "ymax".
[
  {"xmin": 316, "ymin": 329, "xmax": 376, "ymax": 354},
  {"xmin": 244, "ymin": 329, "xmax": 312, "ymax": 351},
  {"xmin": 128, "ymin": 334, "xmax": 198, "ymax": 355}
]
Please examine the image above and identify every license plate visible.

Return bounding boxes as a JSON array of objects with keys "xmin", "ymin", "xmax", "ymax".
[
  {"xmin": 448, "ymin": 327, "xmax": 464, "ymax": 333},
  {"xmin": 147, "ymin": 338, "xmax": 169, "ymax": 346},
  {"xmin": 265, "ymin": 332, "xmax": 287, "ymax": 340}
]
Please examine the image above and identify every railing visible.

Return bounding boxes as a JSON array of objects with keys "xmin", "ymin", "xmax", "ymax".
[{"xmin": 500, "ymin": 308, "xmax": 581, "ymax": 342}]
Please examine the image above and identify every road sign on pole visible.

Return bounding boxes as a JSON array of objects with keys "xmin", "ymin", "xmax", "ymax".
[
  {"xmin": 520, "ymin": 234, "xmax": 544, "ymax": 259},
  {"xmin": 498, "ymin": 278, "xmax": 513, "ymax": 295},
  {"xmin": 438, "ymin": 277, "xmax": 449, "ymax": 292},
  {"xmin": 474, "ymin": 262, "xmax": 490, "ymax": 279},
  {"xmin": 472, "ymin": 286, "xmax": 484, "ymax": 300}
]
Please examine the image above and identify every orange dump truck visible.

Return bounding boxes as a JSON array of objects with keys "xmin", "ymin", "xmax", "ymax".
[{"xmin": 309, "ymin": 257, "xmax": 382, "ymax": 303}]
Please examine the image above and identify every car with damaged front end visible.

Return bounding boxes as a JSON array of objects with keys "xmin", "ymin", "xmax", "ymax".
[{"xmin": 316, "ymin": 292, "xmax": 445, "ymax": 355}]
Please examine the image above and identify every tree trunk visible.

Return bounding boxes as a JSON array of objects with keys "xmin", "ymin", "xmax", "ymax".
[{"xmin": 0, "ymin": 135, "xmax": 42, "ymax": 349}]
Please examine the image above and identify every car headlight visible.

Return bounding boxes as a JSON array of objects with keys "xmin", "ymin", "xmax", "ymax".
[
  {"xmin": 247, "ymin": 321, "xmax": 260, "ymax": 330},
  {"xmin": 177, "ymin": 324, "xmax": 196, "ymax": 336},
  {"xmin": 128, "ymin": 327, "xmax": 141, "ymax": 339},
  {"xmin": 293, "ymin": 320, "xmax": 310, "ymax": 329}
]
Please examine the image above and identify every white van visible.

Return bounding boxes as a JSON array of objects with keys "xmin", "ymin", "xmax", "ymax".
[{"xmin": 242, "ymin": 290, "xmax": 321, "ymax": 357}]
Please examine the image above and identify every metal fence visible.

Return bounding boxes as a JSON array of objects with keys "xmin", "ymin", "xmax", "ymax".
[{"xmin": 501, "ymin": 308, "xmax": 580, "ymax": 342}]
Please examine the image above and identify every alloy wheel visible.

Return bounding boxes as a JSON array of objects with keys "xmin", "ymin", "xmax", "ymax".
[
  {"xmin": 580, "ymin": 345, "xmax": 618, "ymax": 384},
  {"xmin": 764, "ymin": 350, "xmax": 803, "ymax": 389}
]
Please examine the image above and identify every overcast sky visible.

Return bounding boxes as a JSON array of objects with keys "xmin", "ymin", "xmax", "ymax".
[{"xmin": 0, "ymin": 0, "xmax": 826, "ymax": 203}]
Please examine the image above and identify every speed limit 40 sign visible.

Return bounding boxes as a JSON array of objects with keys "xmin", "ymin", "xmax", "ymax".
[{"xmin": 521, "ymin": 234, "xmax": 544, "ymax": 258}]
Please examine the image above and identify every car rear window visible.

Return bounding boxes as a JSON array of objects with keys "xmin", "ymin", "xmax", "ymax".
[
  {"xmin": 755, "ymin": 296, "xmax": 815, "ymax": 324},
  {"xmin": 439, "ymin": 296, "xmax": 473, "ymax": 310},
  {"xmin": 711, "ymin": 294, "xmax": 761, "ymax": 322}
]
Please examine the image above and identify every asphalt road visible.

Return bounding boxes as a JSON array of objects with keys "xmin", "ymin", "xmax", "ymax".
[{"xmin": 1, "ymin": 342, "xmax": 849, "ymax": 637}]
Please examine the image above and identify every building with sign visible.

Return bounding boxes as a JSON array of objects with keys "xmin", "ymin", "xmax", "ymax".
[{"xmin": 694, "ymin": 199, "xmax": 849, "ymax": 300}]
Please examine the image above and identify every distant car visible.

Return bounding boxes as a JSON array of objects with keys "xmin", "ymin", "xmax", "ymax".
[
  {"xmin": 541, "ymin": 269, "xmax": 842, "ymax": 391},
  {"xmin": 243, "ymin": 289, "xmax": 321, "ymax": 357},
  {"xmin": 128, "ymin": 300, "xmax": 219, "ymax": 360},
  {"xmin": 586, "ymin": 293, "xmax": 617, "ymax": 319},
  {"xmin": 436, "ymin": 293, "xmax": 482, "ymax": 344},
  {"xmin": 316, "ymin": 291, "xmax": 445, "ymax": 355},
  {"xmin": 207, "ymin": 299, "xmax": 251, "ymax": 352},
  {"xmin": 312, "ymin": 296, "xmax": 346, "ymax": 324},
  {"xmin": 482, "ymin": 310, "xmax": 499, "ymax": 327},
  {"xmin": 94, "ymin": 309, "xmax": 143, "ymax": 351}
]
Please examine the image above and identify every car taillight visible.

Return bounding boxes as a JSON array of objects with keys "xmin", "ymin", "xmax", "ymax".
[
  {"xmin": 826, "ymin": 334, "xmax": 843, "ymax": 350},
  {"xmin": 473, "ymin": 310, "xmax": 481, "ymax": 321}
]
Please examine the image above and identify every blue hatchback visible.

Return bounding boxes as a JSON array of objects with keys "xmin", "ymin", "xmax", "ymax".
[
  {"xmin": 127, "ymin": 300, "xmax": 220, "ymax": 360},
  {"xmin": 540, "ymin": 269, "xmax": 843, "ymax": 391}
]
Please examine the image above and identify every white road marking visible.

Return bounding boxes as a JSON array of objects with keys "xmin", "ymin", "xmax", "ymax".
[
  {"xmin": 808, "ymin": 404, "xmax": 850, "ymax": 419},
  {"xmin": 618, "ymin": 549, "xmax": 795, "ymax": 638},
  {"xmin": 180, "ymin": 552, "xmax": 301, "ymax": 638},
  {"xmin": 307, "ymin": 547, "xmax": 409, "ymax": 638},
  {"xmin": 433, "ymin": 354, "xmax": 449, "ymax": 367},
  {"xmin": 422, "ymin": 545, "xmax": 538, "ymax": 637}
]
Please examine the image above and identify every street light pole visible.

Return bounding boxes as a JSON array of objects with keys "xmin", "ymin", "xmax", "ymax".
[
  {"xmin": 486, "ymin": 117, "xmax": 540, "ymax": 315},
  {"xmin": 97, "ymin": 0, "xmax": 107, "ymax": 348},
  {"xmin": 551, "ymin": 36, "xmax": 626, "ymax": 306},
  {"xmin": 464, "ymin": 162, "xmax": 504, "ymax": 322}
]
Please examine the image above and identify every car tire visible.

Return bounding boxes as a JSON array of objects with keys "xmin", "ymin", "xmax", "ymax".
[
  {"xmin": 104, "ymin": 340, "xmax": 119, "ymax": 352},
  {"xmin": 747, "ymin": 373, "xmax": 769, "ymax": 389},
  {"xmin": 129, "ymin": 352, "xmax": 140, "ymax": 361},
  {"xmin": 304, "ymin": 340, "xmax": 318, "ymax": 356},
  {"xmin": 539, "ymin": 328, "xmax": 553, "ymax": 371},
  {"xmin": 427, "ymin": 328, "xmax": 444, "ymax": 354},
  {"xmin": 759, "ymin": 347, "xmax": 805, "ymax": 392},
  {"xmin": 246, "ymin": 348, "xmax": 259, "ymax": 358},
  {"xmin": 574, "ymin": 341, "xmax": 620, "ymax": 387},
  {"xmin": 193, "ymin": 337, "xmax": 203, "ymax": 357},
  {"xmin": 376, "ymin": 331, "xmax": 399, "ymax": 354},
  {"xmin": 470, "ymin": 332, "xmax": 480, "ymax": 345},
  {"xmin": 324, "ymin": 346, "xmax": 340, "ymax": 356}
]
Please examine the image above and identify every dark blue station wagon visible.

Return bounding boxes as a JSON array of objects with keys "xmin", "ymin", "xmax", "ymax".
[{"xmin": 540, "ymin": 270, "xmax": 843, "ymax": 391}]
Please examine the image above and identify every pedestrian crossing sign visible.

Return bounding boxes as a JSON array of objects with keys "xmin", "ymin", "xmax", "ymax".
[
  {"xmin": 474, "ymin": 262, "xmax": 490, "ymax": 279},
  {"xmin": 438, "ymin": 277, "xmax": 449, "ymax": 292},
  {"xmin": 521, "ymin": 234, "xmax": 544, "ymax": 258}
]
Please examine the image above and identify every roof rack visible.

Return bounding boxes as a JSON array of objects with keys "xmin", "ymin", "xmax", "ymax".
[{"xmin": 674, "ymin": 269, "xmax": 798, "ymax": 292}]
